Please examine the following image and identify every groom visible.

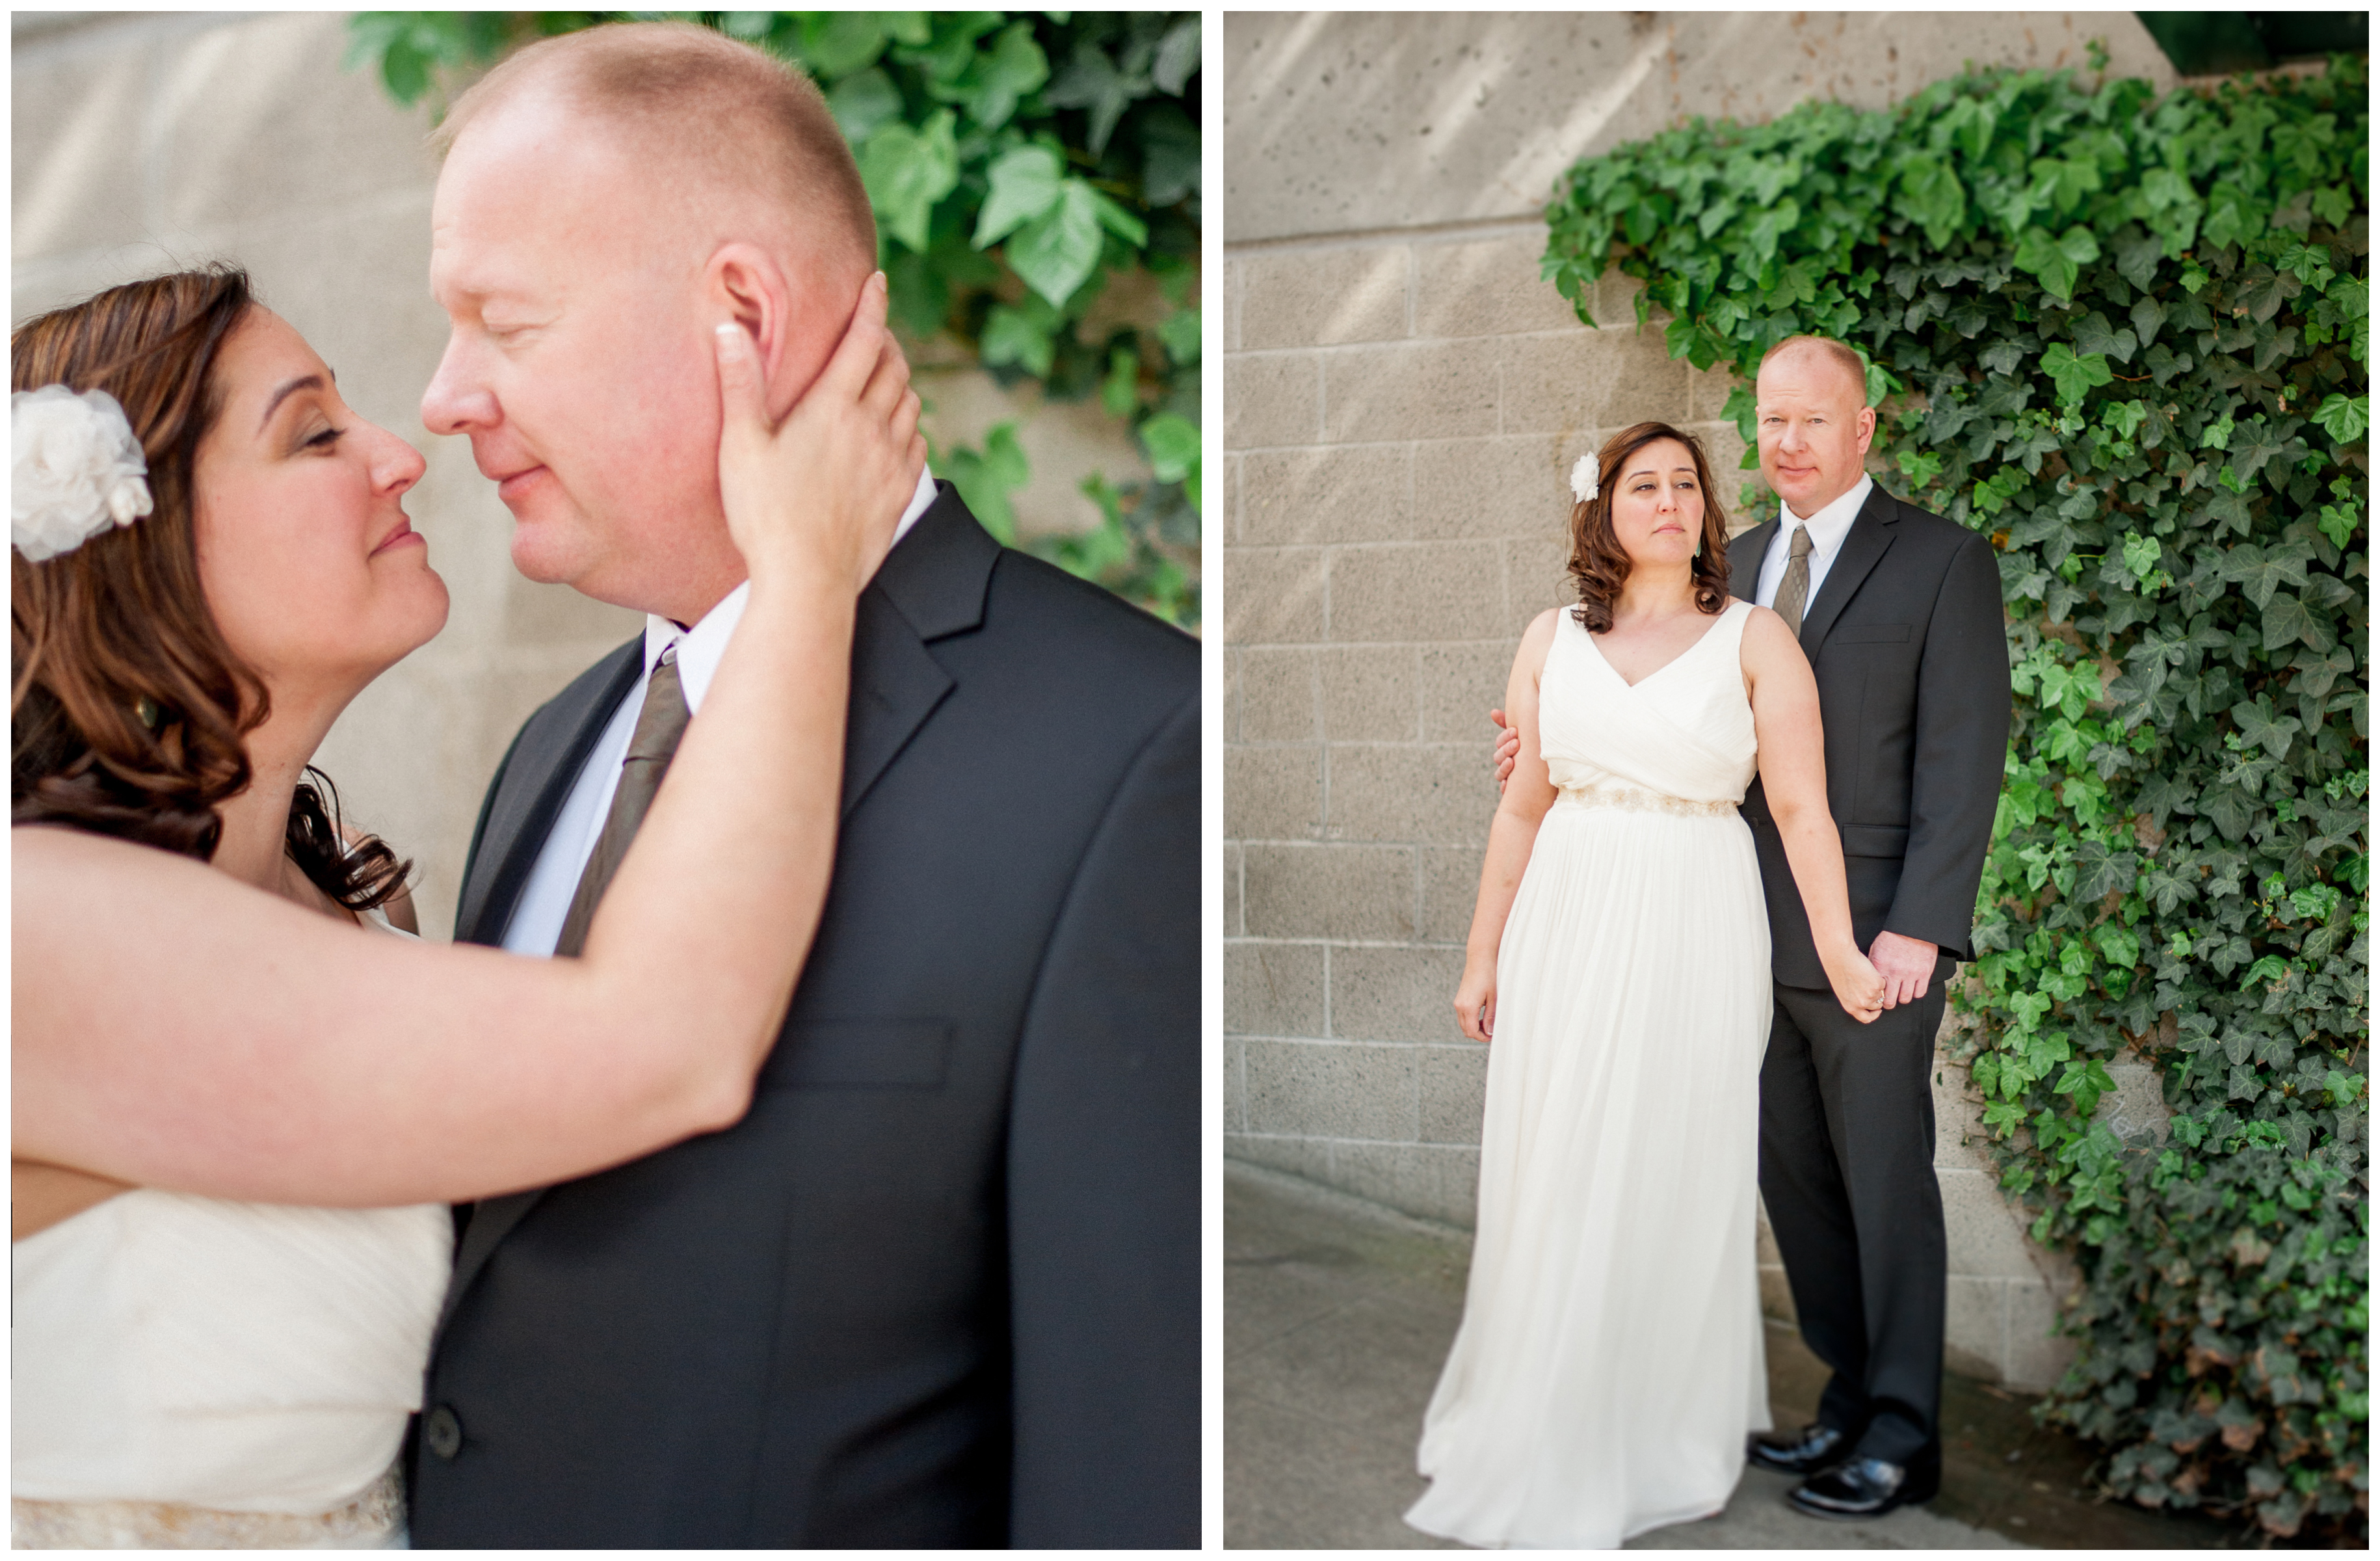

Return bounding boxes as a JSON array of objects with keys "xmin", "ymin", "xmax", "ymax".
[
  {"xmin": 1498, "ymin": 336, "xmax": 2008, "ymax": 1518},
  {"xmin": 403, "ymin": 23, "xmax": 1197, "ymax": 1548}
]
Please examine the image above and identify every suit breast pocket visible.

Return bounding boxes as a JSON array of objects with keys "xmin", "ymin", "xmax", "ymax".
[
  {"xmin": 759, "ymin": 1019, "xmax": 955, "ymax": 1090},
  {"xmin": 1832, "ymin": 622, "xmax": 1911, "ymax": 645}
]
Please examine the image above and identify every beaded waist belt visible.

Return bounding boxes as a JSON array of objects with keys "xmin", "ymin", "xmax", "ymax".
[
  {"xmin": 12, "ymin": 1462, "xmax": 402, "ymax": 1550},
  {"xmin": 1554, "ymin": 782, "xmax": 1739, "ymax": 818}
]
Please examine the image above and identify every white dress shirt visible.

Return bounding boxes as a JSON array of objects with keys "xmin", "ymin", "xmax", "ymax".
[
  {"xmin": 1752, "ymin": 473, "xmax": 1873, "ymax": 614},
  {"xmin": 501, "ymin": 464, "xmax": 941, "ymax": 956}
]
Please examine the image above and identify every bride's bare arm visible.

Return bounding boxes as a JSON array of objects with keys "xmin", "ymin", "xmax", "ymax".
[
  {"xmin": 1453, "ymin": 609, "xmax": 1561, "ymax": 1042},
  {"xmin": 13, "ymin": 276, "xmax": 926, "ymax": 1207},
  {"xmin": 1741, "ymin": 606, "xmax": 1884, "ymax": 1022}
]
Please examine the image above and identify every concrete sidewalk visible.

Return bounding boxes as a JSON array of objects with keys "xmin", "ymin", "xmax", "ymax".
[{"xmin": 1225, "ymin": 1161, "xmax": 2242, "ymax": 1551}]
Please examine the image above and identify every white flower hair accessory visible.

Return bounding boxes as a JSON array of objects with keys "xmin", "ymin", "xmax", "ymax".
[
  {"xmin": 14, "ymin": 385, "xmax": 154, "ymax": 563},
  {"xmin": 1569, "ymin": 453, "xmax": 1599, "ymax": 504}
]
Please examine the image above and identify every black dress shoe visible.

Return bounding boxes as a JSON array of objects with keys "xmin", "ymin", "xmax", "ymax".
[
  {"xmin": 1786, "ymin": 1450, "xmax": 1942, "ymax": 1520},
  {"xmin": 1746, "ymin": 1422, "xmax": 1847, "ymax": 1476}
]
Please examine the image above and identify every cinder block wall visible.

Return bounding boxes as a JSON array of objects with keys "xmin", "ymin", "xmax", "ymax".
[
  {"xmin": 1221, "ymin": 10, "xmax": 2180, "ymax": 1391},
  {"xmin": 1221, "ymin": 233, "xmax": 1747, "ymax": 1218},
  {"xmin": 12, "ymin": 10, "xmax": 1146, "ymax": 938}
]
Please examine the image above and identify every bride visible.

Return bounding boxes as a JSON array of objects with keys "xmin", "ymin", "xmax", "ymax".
[
  {"xmin": 12, "ymin": 264, "xmax": 921, "ymax": 1547},
  {"xmin": 1405, "ymin": 422, "xmax": 1883, "ymax": 1548}
]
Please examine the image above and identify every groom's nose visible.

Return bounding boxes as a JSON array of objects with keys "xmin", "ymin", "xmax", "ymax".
[{"xmin": 421, "ymin": 336, "xmax": 496, "ymax": 438}]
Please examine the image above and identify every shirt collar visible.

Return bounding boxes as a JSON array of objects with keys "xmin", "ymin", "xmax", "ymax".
[
  {"xmin": 1780, "ymin": 472, "xmax": 1873, "ymax": 554},
  {"xmin": 642, "ymin": 462, "xmax": 940, "ymax": 714}
]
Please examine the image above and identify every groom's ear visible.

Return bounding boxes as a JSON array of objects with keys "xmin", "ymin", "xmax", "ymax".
[{"xmin": 704, "ymin": 242, "xmax": 799, "ymax": 417}]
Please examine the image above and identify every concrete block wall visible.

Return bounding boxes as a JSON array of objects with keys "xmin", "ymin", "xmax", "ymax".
[
  {"xmin": 1220, "ymin": 227, "xmax": 1748, "ymax": 1232},
  {"xmin": 1221, "ymin": 10, "xmax": 2180, "ymax": 1393},
  {"xmin": 12, "ymin": 10, "xmax": 1147, "ymax": 938}
]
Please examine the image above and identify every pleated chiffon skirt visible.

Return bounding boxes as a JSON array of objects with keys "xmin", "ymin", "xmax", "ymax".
[{"xmin": 1407, "ymin": 799, "xmax": 1774, "ymax": 1549}]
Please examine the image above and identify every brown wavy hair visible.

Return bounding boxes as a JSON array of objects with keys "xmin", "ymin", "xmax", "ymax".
[
  {"xmin": 1565, "ymin": 421, "xmax": 1732, "ymax": 632},
  {"xmin": 11, "ymin": 266, "xmax": 410, "ymax": 911}
]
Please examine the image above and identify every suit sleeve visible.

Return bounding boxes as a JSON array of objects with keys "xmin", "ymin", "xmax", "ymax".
[
  {"xmin": 1884, "ymin": 529, "xmax": 2013, "ymax": 959},
  {"xmin": 1005, "ymin": 688, "xmax": 1200, "ymax": 1548}
]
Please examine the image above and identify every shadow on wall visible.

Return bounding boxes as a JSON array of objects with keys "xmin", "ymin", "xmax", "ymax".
[{"xmin": 1222, "ymin": 11, "xmax": 2178, "ymax": 243}]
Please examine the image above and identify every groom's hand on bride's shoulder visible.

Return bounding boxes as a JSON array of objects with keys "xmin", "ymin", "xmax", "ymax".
[{"xmin": 1490, "ymin": 708, "xmax": 1520, "ymax": 792}]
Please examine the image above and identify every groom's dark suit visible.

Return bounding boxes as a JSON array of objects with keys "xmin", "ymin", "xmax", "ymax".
[
  {"xmin": 407, "ymin": 484, "xmax": 1199, "ymax": 1547},
  {"xmin": 1728, "ymin": 482, "xmax": 2009, "ymax": 1467}
]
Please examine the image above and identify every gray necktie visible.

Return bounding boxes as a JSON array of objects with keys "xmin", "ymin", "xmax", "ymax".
[
  {"xmin": 1773, "ymin": 524, "xmax": 1816, "ymax": 637},
  {"xmin": 553, "ymin": 647, "xmax": 691, "ymax": 958}
]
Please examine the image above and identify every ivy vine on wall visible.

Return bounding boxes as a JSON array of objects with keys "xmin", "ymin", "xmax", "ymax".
[
  {"xmin": 347, "ymin": 10, "xmax": 1202, "ymax": 628},
  {"xmin": 1543, "ymin": 53, "xmax": 2367, "ymax": 1541}
]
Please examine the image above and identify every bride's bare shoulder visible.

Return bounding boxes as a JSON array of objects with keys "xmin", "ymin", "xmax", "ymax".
[
  {"xmin": 1513, "ymin": 606, "xmax": 1565, "ymax": 676},
  {"xmin": 14, "ymin": 825, "xmax": 212, "ymax": 900},
  {"xmin": 1738, "ymin": 604, "xmax": 1816, "ymax": 693}
]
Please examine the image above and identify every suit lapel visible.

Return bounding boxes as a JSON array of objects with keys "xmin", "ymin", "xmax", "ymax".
[
  {"xmin": 438, "ymin": 645, "xmax": 643, "ymax": 1339},
  {"xmin": 841, "ymin": 481, "xmax": 998, "ymax": 818},
  {"xmin": 1728, "ymin": 520, "xmax": 1777, "ymax": 604},
  {"xmin": 453, "ymin": 641, "xmax": 646, "ymax": 947},
  {"xmin": 438, "ymin": 1188, "xmax": 536, "ymax": 1339},
  {"xmin": 435, "ymin": 485, "xmax": 1001, "ymax": 1346},
  {"xmin": 1797, "ymin": 483, "xmax": 1899, "ymax": 656}
]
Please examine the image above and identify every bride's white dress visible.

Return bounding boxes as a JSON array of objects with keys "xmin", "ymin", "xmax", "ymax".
[
  {"xmin": 1407, "ymin": 599, "xmax": 1773, "ymax": 1549},
  {"xmin": 12, "ymin": 913, "xmax": 451, "ymax": 1549}
]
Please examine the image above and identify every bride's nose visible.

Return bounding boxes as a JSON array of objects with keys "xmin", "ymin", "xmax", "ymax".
[{"xmin": 369, "ymin": 429, "xmax": 427, "ymax": 497}]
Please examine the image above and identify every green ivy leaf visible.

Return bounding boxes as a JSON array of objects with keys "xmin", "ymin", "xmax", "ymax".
[
  {"xmin": 2096, "ymin": 922, "xmax": 2143, "ymax": 970},
  {"xmin": 1006, "ymin": 179, "xmax": 1107, "ymax": 306},
  {"xmin": 858, "ymin": 108, "xmax": 960, "ymax": 253},
  {"xmin": 2070, "ymin": 310, "xmax": 2139, "ymax": 363},
  {"xmin": 1140, "ymin": 410, "xmax": 1200, "ymax": 490},
  {"xmin": 2312, "ymin": 393, "xmax": 2368, "ymax": 444},
  {"xmin": 2042, "ymin": 343, "xmax": 2114, "ymax": 405},
  {"xmin": 1099, "ymin": 345, "xmax": 1139, "ymax": 418},
  {"xmin": 2231, "ymin": 695, "xmax": 2306, "ymax": 759},
  {"xmin": 1156, "ymin": 307, "xmax": 1201, "ymax": 367},
  {"xmin": 980, "ymin": 301, "xmax": 1055, "ymax": 376},
  {"xmin": 1895, "ymin": 153, "xmax": 1967, "ymax": 247},
  {"xmin": 826, "ymin": 68, "xmax": 906, "ymax": 142},
  {"xmin": 929, "ymin": 20, "xmax": 1048, "ymax": 131},
  {"xmin": 1151, "ymin": 13, "xmax": 1200, "ymax": 95},
  {"xmin": 973, "ymin": 144, "xmax": 1067, "ymax": 248},
  {"xmin": 2239, "ymin": 954, "xmax": 2291, "ymax": 990},
  {"xmin": 2069, "ymin": 838, "xmax": 2140, "ymax": 902},
  {"xmin": 1044, "ymin": 36, "xmax": 1148, "ymax": 155},
  {"xmin": 2014, "ymin": 224, "xmax": 2100, "ymax": 302},
  {"xmin": 942, "ymin": 420, "xmax": 1031, "ymax": 546},
  {"xmin": 799, "ymin": 11, "xmax": 893, "ymax": 80},
  {"xmin": 2261, "ymin": 592, "xmax": 2334, "ymax": 656}
]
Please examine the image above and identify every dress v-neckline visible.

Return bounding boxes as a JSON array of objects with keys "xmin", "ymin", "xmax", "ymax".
[{"xmin": 1578, "ymin": 601, "xmax": 1739, "ymax": 691}]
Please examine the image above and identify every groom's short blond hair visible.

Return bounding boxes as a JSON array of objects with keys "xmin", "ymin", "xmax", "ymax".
[
  {"xmin": 1758, "ymin": 335, "xmax": 1871, "ymax": 407},
  {"xmin": 432, "ymin": 21, "xmax": 875, "ymax": 280}
]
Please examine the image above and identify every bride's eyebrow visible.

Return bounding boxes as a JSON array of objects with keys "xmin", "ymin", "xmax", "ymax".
[{"xmin": 258, "ymin": 371, "xmax": 335, "ymax": 433}]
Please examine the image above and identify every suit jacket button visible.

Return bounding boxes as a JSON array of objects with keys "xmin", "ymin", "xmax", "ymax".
[{"xmin": 425, "ymin": 1405, "xmax": 464, "ymax": 1461}]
